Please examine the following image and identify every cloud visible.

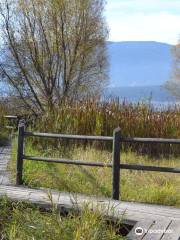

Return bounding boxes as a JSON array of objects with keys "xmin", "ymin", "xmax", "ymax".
[{"xmin": 106, "ymin": 1, "xmax": 180, "ymax": 44}]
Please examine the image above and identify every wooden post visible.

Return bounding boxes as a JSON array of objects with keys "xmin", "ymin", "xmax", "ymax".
[
  {"xmin": 16, "ymin": 116, "xmax": 20, "ymax": 130},
  {"xmin": 112, "ymin": 127, "xmax": 121, "ymax": 200},
  {"xmin": 16, "ymin": 120, "xmax": 25, "ymax": 185}
]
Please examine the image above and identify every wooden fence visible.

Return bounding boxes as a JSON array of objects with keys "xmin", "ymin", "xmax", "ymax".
[{"xmin": 16, "ymin": 120, "xmax": 180, "ymax": 200}]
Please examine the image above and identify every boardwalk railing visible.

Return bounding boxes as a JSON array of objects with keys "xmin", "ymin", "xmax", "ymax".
[
  {"xmin": 3, "ymin": 115, "xmax": 19, "ymax": 129},
  {"xmin": 16, "ymin": 120, "xmax": 180, "ymax": 200}
]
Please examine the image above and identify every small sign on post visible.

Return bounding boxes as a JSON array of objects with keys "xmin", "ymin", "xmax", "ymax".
[
  {"xmin": 112, "ymin": 127, "xmax": 121, "ymax": 200},
  {"xmin": 16, "ymin": 119, "xmax": 25, "ymax": 185}
]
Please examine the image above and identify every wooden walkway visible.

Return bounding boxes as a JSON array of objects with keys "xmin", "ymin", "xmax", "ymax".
[
  {"xmin": 0, "ymin": 185, "xmax": 180, "ymax": 239},
  {"xmin": 0, "ymin": 146, "xmax": 11, "ymax": 185}
]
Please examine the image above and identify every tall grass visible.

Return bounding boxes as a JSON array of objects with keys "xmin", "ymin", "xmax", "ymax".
[
  {"xmin": 32, "ymin": 98, "xmax": 180, "ymax": 156},
  {"xmin": 0, "ymin": 198, "xmax": 124, "ymax": 240}
]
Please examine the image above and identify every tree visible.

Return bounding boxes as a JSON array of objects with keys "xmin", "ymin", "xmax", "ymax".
[
  {"xmin": 165, "ymin": 40, "xmax": 180, "ymax": 99},
  {"xmin": 0, "ymin": 0, "xmax": 108, "ymax": 112}
]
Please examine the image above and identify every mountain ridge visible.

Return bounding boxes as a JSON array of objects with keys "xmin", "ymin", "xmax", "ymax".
[
  {"xmin": 105, "ymin": 85, "xmax": 176, "ymax": 103},
  {"xmin": 107, "ymin": 41, "xmax": 173, "ymax": 87}
]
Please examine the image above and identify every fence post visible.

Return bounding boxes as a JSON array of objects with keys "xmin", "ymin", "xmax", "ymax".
[
  {"xmin": 112, "ymin": 127, "xmax": 121, "ymax": 200},
  {"xmin": 16, "ymin": 119, "xmax": 25, "ymax": 185}
]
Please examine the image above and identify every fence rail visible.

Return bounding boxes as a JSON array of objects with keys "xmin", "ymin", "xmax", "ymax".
[
  {"xmin": 24, "ymin": 131, "xmax": 113, "ymax": 141},
  {"xmin": 4, "ymin": 115, "xmax": 19, "ymax": 130},
  {"xmin": 16, "ymin": 120, "xmax": 180, "ymax": 200},
  {"xmin": 25, "ymin": 131, "xmax": 180, "ymax": 144},
  {"xmin": 22, "ymin": 156, "xmax": 180, "ymax": 174}
]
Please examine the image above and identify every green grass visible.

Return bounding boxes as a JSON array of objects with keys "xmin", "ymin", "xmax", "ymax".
[
  {"xmin": 10, "ymin": 138, "xmax": 180, "ymax": 207},
  {"xmin": 0, "ymin": 198, "xmax": 124, "ymax": 240}
]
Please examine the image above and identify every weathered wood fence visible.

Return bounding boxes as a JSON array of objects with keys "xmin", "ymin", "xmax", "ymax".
[
  {"xmin": 4, "ymin": 115, "xmax": 19, "ymax": 129},
  {"xmin": 16, "ymin": 120, "xmax": 180, "ymax": 200}
]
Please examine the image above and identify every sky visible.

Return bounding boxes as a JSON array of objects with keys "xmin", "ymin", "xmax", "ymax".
[{"xmin": 106, "ymin": 0, "xmax": 180, "ymax": 44}]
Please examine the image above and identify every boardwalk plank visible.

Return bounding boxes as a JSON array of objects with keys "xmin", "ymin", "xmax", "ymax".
[
  {"xmin": 126, "ymin": 220, "xmax": 154, "ymax": 240},
  {"xmin": 142, "ymin": 219, "xmax": 171, "ymax": 240},
  {"xmin": 161, "ymin": 220, "xmax": 180, "ymax": 240},
  {"xmin": 0, "ymin": 185, "xmax": 180, "ymax": 222},
  {"xmin": 0, "ymin": 146, "xmax": 11, "ymax": 185}
]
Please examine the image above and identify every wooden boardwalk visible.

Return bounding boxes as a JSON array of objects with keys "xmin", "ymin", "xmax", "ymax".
[
  {"xmin": 0, "ymin": 185, "xmax": 180, "ymax": 239},
  {"xmin": 0, "ymin": 146, "xmax": 11, "ymax": 185}
]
